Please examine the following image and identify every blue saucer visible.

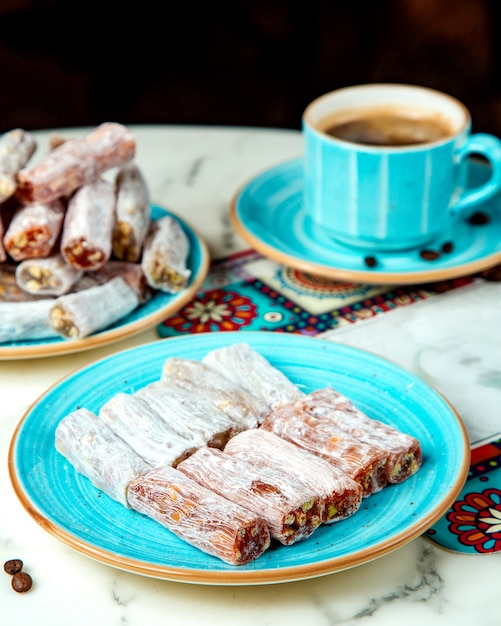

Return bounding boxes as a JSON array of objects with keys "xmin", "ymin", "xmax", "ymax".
[{"xmin": 231, "ymin": 158, "xmax": 501, "ymax": 285}]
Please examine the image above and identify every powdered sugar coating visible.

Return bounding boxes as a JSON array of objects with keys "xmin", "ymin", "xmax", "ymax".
[
  {"xmin": 127, "ymin": 465, "xmax": 271, "ymax": 565},
  {"xmin": 261, "ymin": 404, "xmax": 389, "ymax": 496},
  {"xmin": 178, "ymin": 446, "xmax": 323, "ymax": 545},
  {"xmin": 15, "ymin": 254, "xmax": 83, "ymax": 296},
  {"xmin": 49, "ymin": 276, "xmax": 139, "ymax": 339},
  {"xmin": 16, "ymin": 122, "xmax": 135, "ymax": 204},
  {"xmin": 0, "ymin": 128, "xmax": 37, "ymax": 202},
  {"xmin": 135, "ymin": 380, "xmax": 238, "ymax": 449},
  {"xmin": 141, "ymin": 215, "xmax": 191, "ymax": 293},
  {"xmin": 99, "ymin": 392, "xmax": 200, "ymax": 468},
  {"xmin": 224, "ymin": 428, "xmax": 363, "ymax": 523},
  {"xmin": 55, "ymin": 407, "xmax": 151, "ymax": 507},
  {"xmin": 61, "ymin": 178, "xmax": 116, "ymax": 271},
  {"xmin": 297, "ymin": 387, "xmax": 423, "ymax": 484},
  {"xmin": 112, "ymin": 163, "xmax": 150, "ymax": 262},
  {"xmin": 4, "ymin": 199, "xmax": 65, "ymax": 261},
  {"xmin": 161, "ymin": 357, "xmax": 266, "ymax": 429},
  {"xmin": 202, "ymin": 342, "xmax": 305, "ymax": 417},
  {"xmin": 0, "ymin": 298, "xmax": 56, "ymax": 342}
]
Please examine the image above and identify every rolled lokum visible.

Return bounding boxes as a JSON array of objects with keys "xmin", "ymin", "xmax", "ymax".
[
  {"xmin": 77, "ymin": 260, "xmax": 152, "ymax": 304},
  {"xmin": 160, "ymin": 356, "xmax": 268, "ymax": 430},
  {"xmin": 99, "ymin": 392, "xmax": 201, "ymax": 468},
  {"xmin": 127, "ymin": 465, "xmax": 271, "ymax": 565},
  {"xmin": 140, "ymin": 215, "xmax": 191, "ymax": 293},
  {"xmin": 16, "ymin": 122, "xmax": 135, "ymax": 204},
  {"xmin": 224, "ymin": 428, "xmax": 363, "ymax": 524},
  {"xmin": 112, "ymin": 162, "xmax": 150, "ymax": 262},
  {"xmin": 1, "ymin": 263, "xmax": 41, "ymax": 302},
  {"xmin": 202, "ymin": 342, "xmax": 304, "ymax": 419},
  {"xmin": 178, "ymin": 446, "xmax": 323, "ymax": 545},
  {"xmin": 261, "ymin": 404, "xmax": 389, "ymax": 497},
  {"xmin": 3, "ymin": 199, "xmax": 65, "ymax": 261},
  {"xmin": 0, "ymin": 298, "xmax": 57, "ymax": 343},
  {"xmin": 55, "ymin": 408, "xmax": 152, "ymax": 507},
  {"xmin": 1, "ymin": 196, "xmax": 19, "ymax": 263},
  {"xmin": 49, "ymin": 276, "xmax": 139, "ymax": 339},
  {"xmin": 0, "ymin": 128, "xmax": 37, "ymax": 203},
  {"xmin": 297, "ymin": 387, "xmax": 423, "ymax": 484},
  {"xmin": 15, "ymin": 254, "xmax": 83, "ymax": 296},
  {"xmin": 61, "ymin": 177, "xmax": 115, "ymax": 271},
  {"xmin": 135, "ymin": 380, "xmax": 238, "ymax": 449}
]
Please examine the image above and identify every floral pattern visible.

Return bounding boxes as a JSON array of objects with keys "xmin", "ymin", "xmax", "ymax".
[
  {"xmin": 446, "ymin": 488, "xmax": 501, "ymax": 553},
  {"xmin": 162, "ymin": 288, "xmax": 257, "ymax": 334}
]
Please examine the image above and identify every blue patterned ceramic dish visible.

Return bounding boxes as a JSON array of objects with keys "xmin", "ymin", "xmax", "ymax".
[
  {"xmin": 231, "ymin": 158, "xmax": 501, "ymax": 285},
  {"xmin": 0, "ymin": 206, "xmax": 210, "ymax": 359},
  {"xmin": 8, "ymin": 331, "xmax": 470, "ymax": 585}
]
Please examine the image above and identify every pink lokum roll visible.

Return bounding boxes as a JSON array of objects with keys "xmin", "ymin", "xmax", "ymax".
[
  {"xmin": 61, "ymin": 178, "xmax": 115, "ymax": 271},
  {"xmin": 112, "ymin": 162, "xmax": 150, "ymax": 262},
  {"xmin": 224, "ymin": 428, "xmax": 363, "ymax": 524},
  {"xmin": 297, "ymin": 387, "xmax": 423, "ymax": 484},
  {"xmin": 178, "ymin": 446, "xmax": 324, "ymax": 545},
  {"xmin": 127, "ymin": 465, "xmax": 271, "ymax": 565},
  {"xmin": 260, "ymin": 404, "xmax": 389, "ymax": 497},
  {"xmin": 3, "ymin": 199, "xmax": 65, "ymax": 261},
  {"xmin": 16, "ymin": 122, "xmax": 135, "ymax": 204}
]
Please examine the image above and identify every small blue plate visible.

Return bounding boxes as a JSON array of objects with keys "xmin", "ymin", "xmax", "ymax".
[
  {"xmin": 8, "ymin": 331, "xmax": 470, "ymax": 585},
  {"xmin": 0, "ymin": 206, "xmax": 210, "ymax": 359},
  {"xmin": 231, "ymin": 158, "xmax": 501, "ymax": 285}
]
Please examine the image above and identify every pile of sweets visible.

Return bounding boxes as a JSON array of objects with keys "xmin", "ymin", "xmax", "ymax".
[
  {"xmin": 0, "ymin": 124, "xmax": 191, "ymax": 342},
  {"xmin": 55, "ymin": 342, "xmax": 423, "ymax": 566}
]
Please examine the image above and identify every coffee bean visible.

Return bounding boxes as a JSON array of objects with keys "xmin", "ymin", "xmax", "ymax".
[
  {"xmin": 11, "ymin": 571, "xmax": 32, "ymax": 593},
  {"xmin": 432, "ymin": 280, "xmax": 452, "ymax": 294},
  {"xmin": 467, "ymin": 211, "xmax": 490, "ymax": 225},
  {"xmin": 364, "ymin": 255, "xmax": 377, "ymax": 268},
  {"xmin": 441, "ymin": 241, "xmax": 454, "ymax": 254},
  {"xmin": 3, "ymin": 559, "xmax": 23, "ymax": 575},
  {"xmin": 481, "ymin": 264, "xmax": 501, "ymax": 281},
  {"xmin": 419, "ymin": 249, "xmax": 441, "ymax": 261}
]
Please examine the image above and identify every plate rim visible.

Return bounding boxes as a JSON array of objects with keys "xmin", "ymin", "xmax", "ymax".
[
  {"xmin": 0, "ymin": 206, "xmax": 210, "ymax": 360},
  {"xmin": 230, "ymin": 158, "xmax": 501, "ymax": 285},
  {"xmin": 8, "ymin": 331, "xmax": 471, "ymax": 585}
]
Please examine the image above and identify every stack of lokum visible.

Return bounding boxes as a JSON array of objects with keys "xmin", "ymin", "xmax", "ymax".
[
  {"xmin": 55, "ymin": 342, "xmax": 422, "ymax": 566},
  {"xmin": 0, "ymin": 124, "xmax": 192, "ymax": 343}
]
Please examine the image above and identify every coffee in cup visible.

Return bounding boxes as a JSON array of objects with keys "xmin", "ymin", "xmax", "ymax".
[
  {"xmin": 302, "ymin": 84, "xmax": 501, "ymax": 251},
  {"xmin": 321, "ymin": 106, "xmax": 454, "ymax": 147}
]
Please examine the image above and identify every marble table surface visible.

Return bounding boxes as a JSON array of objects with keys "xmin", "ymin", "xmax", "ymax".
[{"xmin": 1, "ymin": 125, "xmax": 500, "ymax": 626}]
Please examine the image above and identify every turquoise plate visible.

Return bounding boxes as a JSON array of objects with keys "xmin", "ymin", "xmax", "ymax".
[
  {"xmin": 8, "ymin": 331, "xmax": 469, "ymax": 585},
  {"xmin": 231, "ymin": 158, "xmax": 501, "ymax": 285},
  {"xmin": 0, "ymin": 206, "xmax": 210, "ymax": 359}
]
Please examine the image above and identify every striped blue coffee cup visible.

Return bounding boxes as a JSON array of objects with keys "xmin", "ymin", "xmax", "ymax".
[{"xmin": 303, "ymin": 84, "xmax": 501, "ymax": 251}]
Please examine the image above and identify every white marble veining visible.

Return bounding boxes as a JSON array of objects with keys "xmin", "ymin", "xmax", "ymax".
[
  {"xmin": 322, "ymin": 279, "xmax": 501, "ymax": 446},
  {"xmin": 1, "ymin": 126, "xmax": 500, "ymax": 626}
]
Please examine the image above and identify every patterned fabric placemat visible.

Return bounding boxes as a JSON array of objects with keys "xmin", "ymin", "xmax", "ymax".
[
  {"xmin": 158, "ymin": 249, "xmax": 473, "ymax": 338},
  {"xmin": 426, "ymin": 439, "xmax": 501, "ymax": 554},
  {"xmin": 158, "ymin": 249, "xmax": 501, "ymax": 554}
]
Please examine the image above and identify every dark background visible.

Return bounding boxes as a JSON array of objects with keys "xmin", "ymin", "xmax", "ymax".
[{"xmin": 1, "ymin": 0, "xmax": 501, "ymax": 136}]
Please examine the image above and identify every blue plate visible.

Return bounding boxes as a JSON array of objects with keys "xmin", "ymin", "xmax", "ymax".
[
  {"xmin": 8, "ymin": 331, "xmax": 470, "ymax": 585},
  {"xmin": 0, "ymin": 206, "xmax": 210, "ymax": 359},
  {"xmin": 231, "ymin": 158, "xmax": 501, "ymax": 285}
]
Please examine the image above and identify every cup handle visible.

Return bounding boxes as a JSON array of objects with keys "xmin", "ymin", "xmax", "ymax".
[{"xmin": 452, "ymin": 133, "xmax": 501, "ymax": 213}]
